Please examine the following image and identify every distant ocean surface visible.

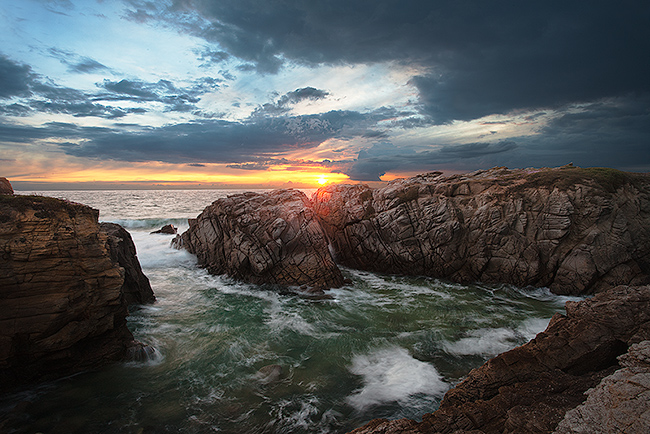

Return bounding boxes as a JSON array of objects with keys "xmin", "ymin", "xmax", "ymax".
[{"xmin": 2, "ymin": 190, "xmax": 582, "ymax": 433}]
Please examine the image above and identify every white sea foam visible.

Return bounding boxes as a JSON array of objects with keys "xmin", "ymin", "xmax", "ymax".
[
  {"xmin": 443, "ymin": 317, "xmax": 551, "ymax": 357},
  {"xmin": 346, "ymin": 346, "xmax": 448, "ymax": 411}
]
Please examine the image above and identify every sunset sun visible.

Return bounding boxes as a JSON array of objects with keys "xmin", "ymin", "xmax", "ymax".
[{"xmin": 317, "ymin": 175, "xmax": 329, "ymax": 185}]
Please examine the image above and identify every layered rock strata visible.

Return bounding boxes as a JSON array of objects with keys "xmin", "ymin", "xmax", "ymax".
[
  {"xmin": 313, "ymin": 166, "xmax": 650, "ymax": 295},
  {"xmin": 173, "ymin": 189, "xmax": 344, "ymax": 291},
  {"xmin": 0, "ymin": 190, "xmax": 150, "ymax": 389},
  {"xmin": 0, "ymin": 177, "xmax": 12, "ymax": 195},
  {"xmin": 101, "ymin": 222, "xmax": 155, "ymax": 305},
  {"xmin": 351, "ymin": 285, "xmax": 650, "ymax": 434}
]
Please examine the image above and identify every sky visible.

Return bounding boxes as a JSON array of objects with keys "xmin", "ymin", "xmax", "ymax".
[{"xmin": 1, "ymin": 0, "xmax": 649, "ymax": 189}]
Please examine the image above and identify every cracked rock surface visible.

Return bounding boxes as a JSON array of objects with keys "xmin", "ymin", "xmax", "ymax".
[
  {"xmin": 313, "ymin": 166, "xmax": 650, "ymax": 296},
  {"xmin": 350, "ymin": 285, "xmax": 650, "ymax": 434},
  {"xmin": 173, "ymin": 189, "xmax": 344, "ymax": 291},
  {"xmin": 0, "ymin": 192, "xmax": 145, "ymax": 389}
]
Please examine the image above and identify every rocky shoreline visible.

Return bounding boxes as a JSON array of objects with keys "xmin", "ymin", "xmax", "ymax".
[
  {"xmin": 0, "ymin": 179, "xmax": 154, "ymax": 390},
  {"xmin": 2, "ymin": 166, "xmax": 650, "ymax": 431}
]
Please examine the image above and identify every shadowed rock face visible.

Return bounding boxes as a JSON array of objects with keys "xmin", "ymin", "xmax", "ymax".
[
  {"xmin": 313, "ymin": 167, "xmax": 650, "ymax": 295},
  {"xmin": 101, "ymin": 222, "xmax": 155, "ymax": 305},
  {"xmin": 350, "ymin": 285, "xmax": 650, "ymax": 434},
  {"xmin": 173, "ymin": 189, "xmax": 344, "ymax": 291},
  {"xmin": 0, "ymin": 177, "xmax": 12, "ymax": 195},
  {"xmin": 0, "ymin": 190, "xmax": 149, "ymax": 389}
]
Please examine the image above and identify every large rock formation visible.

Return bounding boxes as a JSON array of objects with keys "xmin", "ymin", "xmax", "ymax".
[
  {"xmin": 173, "ymin": 189, "xmax": 344, "ymax": 291},
  {"xmin": 101, "ymin": 222, "xmax": 155, "ymax": 305},
  {"xmin": 0, "ymin": 177, "xmax": 12, "ymax": 195},
  {"xmin": 0, "ymin": 188, "xmax": 151, "ymax": 389},
  {"xmin": 350, "ymin": 285, "xmax": 650, "ymax": 434},
  {"xmin": 313, "ymin": 166, "xmax": 650, "ymax": 295}
]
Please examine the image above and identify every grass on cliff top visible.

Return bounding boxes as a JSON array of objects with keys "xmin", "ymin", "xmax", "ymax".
[{"xmin": 518, "ymin": 166, "xmax": 644, "ymax": 193}]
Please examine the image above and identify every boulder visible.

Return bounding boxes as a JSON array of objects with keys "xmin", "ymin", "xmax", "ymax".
[
  {"xmin": 314, "ymin": 166, "xmax": 650, "ymax": 295},
  {"xmin": 151, "ymin": 224, "xmax": 177, "ymax": 234},
  {"xmin": 173, "ymin": 189, "xmax": 344, "ymax": 291},
  {"xmin": 0, "ymin": 177, "xmax": 13, "ymax": 195},
  {"xmin": 0, "ymin": 194, "xmax": 148, "ymax": 389},
  {"xmin": 101, "ymin": 222, "xmax": 155, "ymax": 305},
  {"xmin": 350, "ymin": 285, "xmax": 650, "ymax": 434}
]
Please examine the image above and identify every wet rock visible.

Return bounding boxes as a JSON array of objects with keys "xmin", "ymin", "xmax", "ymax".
[
  {"xmin": 553, "ymin": 340, "xmax": 650, "ymax": 434},
  {"xmin": 101, "ymin": 222, "xmax": 155, "ymax": 305},
  {"xmin": 350, "ymin": 285, "xmax": 650, "ymax": 434},
  {"xmin": 314, "ymin": 166, "xmax": 650, "ymax": 296},
  {"xmin": 0, "ymin": 194, "xmax": 148, "ymax": 389},
  {"xmin": 0, "ymin": 177, "xmax": 13, "ymax": 195},
  {"xmin": 150, "ymin": 224, "xmax": 177, "ymax": 234},
  {"xmin": 173, "ymin": 189, "xmax": 344, "ymax": 291}
]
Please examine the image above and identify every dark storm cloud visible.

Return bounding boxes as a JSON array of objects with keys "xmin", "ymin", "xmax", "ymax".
[
  {"xmin": 344, "ymin": 141, "xmax": 519, "ymax": 181},
  {"xmin": 252, "ymin": 87, "xmax": 330, "ymax": 117},
  {"xmin": 126, "ymin": 0, "xmax": 650, "ymax": 122},
  {"xmin": 97, "ymin": 79, "xmax": 204, "ymax": 112},
  {"xmin": 62, "ymin": 111, "xmax": 360, "ymax": 163},
  {"xmin": 0, "ymin": 54, "xmax": 34, "ymax": 98}
]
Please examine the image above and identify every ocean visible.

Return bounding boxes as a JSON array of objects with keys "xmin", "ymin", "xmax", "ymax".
[{"xmin": 1, "ymin": 190, "xmax": 581, "ymax": 433}]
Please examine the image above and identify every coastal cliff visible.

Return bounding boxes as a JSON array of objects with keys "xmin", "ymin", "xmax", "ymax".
[
  {"xmin": 313, "ymin": 166, "xmax": 650, "ymax": 295},
  {"xmin": 0, "ymin": 184, "xmax": 152, "ymax": 388},
  {"xmin": 173, "ymin": 189, "xmax": 344, "ymax": 291},
  {"xmin": 351, "ymin": 285, "xmax": 650, "ymax": 434}
]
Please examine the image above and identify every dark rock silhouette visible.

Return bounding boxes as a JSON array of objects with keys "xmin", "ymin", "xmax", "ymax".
[
  {"xmin": 101, "ymin": 222, "xmax": 155, "ymax": 305},
  {"xmin": 313, "ymin": 166, "xmax": 650, "ymax": 295},
  {"xmin": 173, "ymin": 189, "xmax": 343, "ymax": 291},
  {"xmin": 151, "ymin": 224, "xmax": 177, "ymax": 234},
  {"xmin": 0, "ymin": 183, "xmax": 153, "ymax": 389}
]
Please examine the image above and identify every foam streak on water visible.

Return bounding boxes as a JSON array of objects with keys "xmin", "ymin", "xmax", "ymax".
[{"xmin": 2, "ymin": 190, "xmax": 582, "ymax": 433}]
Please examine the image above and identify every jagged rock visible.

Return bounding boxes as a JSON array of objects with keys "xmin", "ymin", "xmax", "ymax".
[
  {"xmin": 173, "ymin": 189, "xmax": 344, "ymax": 291},
  {"xmin": 553, "ymin": 340, "xmax": 650, "ymax": 434},
  {"xmin": 0, "ymin": 194, "xmax": 146, "ymax": 389},
  {"xmin": 313, "ymin": 166, "xmax": 650, "ymax": 295},
  {"xmin": 0, "ymin": 177, "xmax": 13, "ymax": 195},
  {"xmin": 350, "ymin": 285, "xmax": 650, "ymax": 434},
  {"xmin": 101, "ymin": 222, "xmax": 155, "ymax": 305},
  {"xmin": 150, "ymin": 224, "xmax": 177, "ymax": 234}
]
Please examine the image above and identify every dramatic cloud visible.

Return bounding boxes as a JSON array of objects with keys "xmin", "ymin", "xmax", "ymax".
[
  {"xmin": 0, "ymin": 55, "xmax": 34, "ymax": 98},
  {"xmin": 344, "ymin": 141, "xmax": 519, "ymax": 181},
  {"xmin": 126, "ymin": 1, "xmax": 650, "ymax": 123},
  {"xmin": 252, "ymin": 87, "xmax": 330, "ymax": 117}
]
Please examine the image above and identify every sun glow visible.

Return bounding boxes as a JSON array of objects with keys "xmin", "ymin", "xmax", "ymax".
[{"xmin": 317, "ymin": 175, "xmax": 329, "ymax": 185}]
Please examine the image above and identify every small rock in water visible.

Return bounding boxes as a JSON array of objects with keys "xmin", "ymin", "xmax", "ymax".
[
  {"xmin": 151, "ymin": 224, "xmax": 177, "ymax": 234},
  {"xmin": 255, "ymin": 364, "xmax": 283, "ymax": 384},
  {"xmin": 126, "ymin": 342, "xmax": 158, "ymax": 363}
]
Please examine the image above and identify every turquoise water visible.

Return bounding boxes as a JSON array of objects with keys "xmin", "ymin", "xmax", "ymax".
[{"xmin": 1, "ymin": 190, "xmax": 581, "ymax": 433}]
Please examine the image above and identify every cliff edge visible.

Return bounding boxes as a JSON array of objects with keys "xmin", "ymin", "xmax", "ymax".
[
  {"xmin": 313, "ymin": 166, "xmax": 650, "ymax": 295},
  {"xmin": 0, "ymin": 182, "xmax": 152, "ymax": 389}
]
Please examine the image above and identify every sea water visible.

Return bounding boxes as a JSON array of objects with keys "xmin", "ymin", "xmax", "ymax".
[{"xmin": 1, "ymin": 190, "xmax": 582, "ymax": 433}]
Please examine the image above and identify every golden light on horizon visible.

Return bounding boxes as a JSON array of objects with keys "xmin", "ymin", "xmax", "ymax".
[{"xmin": 317, "ymin": 175, "xmax": 329, "ymax": 185}]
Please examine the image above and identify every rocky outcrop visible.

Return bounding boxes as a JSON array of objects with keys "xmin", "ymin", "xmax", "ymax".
[
  {"xmin": 0, "ymin": 189, "xmax": 149, "ymax": 389},
  {"xmin": 173, "ymin": 189, "xmax": 343, "ymax": 291},
  {"xmin": 151, "ymin": 224, "xmax": 177, "ymax": 234},
  {"xmin": 0, "ymin": 177, "xmax": 12, "ymax": 195},
  {"xmin": 101, "ymin": 222, "xmax": 155, "ymax": 305},
  {"xmin": 313, "ymin": 166, "xmax": 650, "ymax": 295},
  {"xmin": 554, "ymin": 340, "xmax": 650, "ymax": 434},
  {"xmin": 350, "ymin": 285, "xmax": 650, "ymax": 434}
]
